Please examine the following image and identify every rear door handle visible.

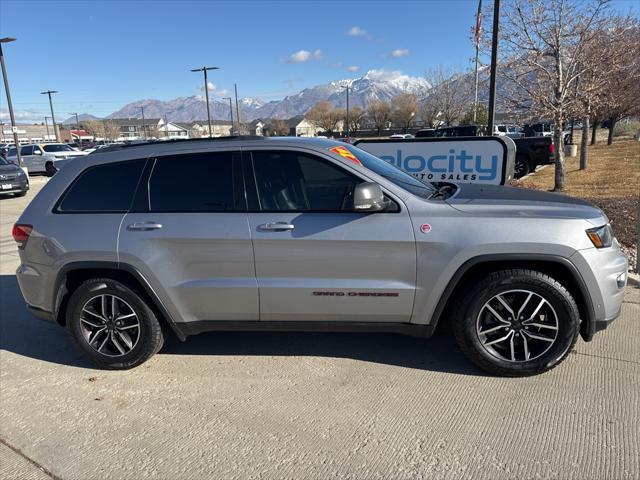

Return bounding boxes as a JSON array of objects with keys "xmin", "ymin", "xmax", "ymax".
[
  {"xmin": 258, "ymin": 222, "xmax": 295, "ymax": 231},
  {"xmin": 127, "ymin": 222, "xmax": 163, "ymax": 231}
]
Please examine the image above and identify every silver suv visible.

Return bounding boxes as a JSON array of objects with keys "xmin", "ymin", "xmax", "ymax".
[{"xmin": 13, "ymin": 137, "xmax": 628, "ymax": 376}]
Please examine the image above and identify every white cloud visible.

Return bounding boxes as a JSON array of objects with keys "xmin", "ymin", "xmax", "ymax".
[
  {"xmin": 285, "ymin": 49, "xmax": 323, "ymax": 64},
  {"xmin": 198, "ymin": 81, "xmax": 228, "ymax": 96},
  {"xmin": 0, "ymin": 109, "xmax": 47, "ymax": 124},
  {"xmin": 347, "ymin": 26, "xmax": 367, "ymax": 37},
  {"xmin": 391, "ymin": 48, "xmax": 410, "ymax": 57},
  {"xmin": 347, "ymin": 65, "xmax": 359, "ymax": 72},
  {"xmin": 363, "ymin": 69, "xmax": 408, "ymax": 82}
]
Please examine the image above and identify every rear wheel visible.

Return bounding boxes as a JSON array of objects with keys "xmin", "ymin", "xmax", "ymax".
[
  {"xmin": 66, "ymin": 278, "xmax": 165, "ymax": 369},
  {"xmin": 514, "ymin": 156, "xmax": 531, "ymax": 178},
  {"xmin": 452, "ymin": 269, "xmax": 579, "ymax": 376},
  {"xmin": 45, "ymin": 161, "xmax": 57, "ymax": 177}
]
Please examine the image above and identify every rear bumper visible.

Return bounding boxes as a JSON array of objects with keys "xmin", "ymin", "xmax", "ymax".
[{"xmin": 26, "ymin": 304, "xmax": 56, "ymax": 324}]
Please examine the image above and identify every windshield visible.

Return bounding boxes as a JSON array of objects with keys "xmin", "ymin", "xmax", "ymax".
[
  {"xmin": 0, "ymin": 157, "xmax": 13, "ymax": 166},
  {"xmin": 343, "ymin": 145, "xmax": 435, "ymax": 198},
  {"xmin": 43, "ymin": 144, "xmax": 74, "ymax": 152}
]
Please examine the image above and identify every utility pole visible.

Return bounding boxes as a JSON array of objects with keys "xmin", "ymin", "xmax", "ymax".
[
  {"xmin": 234, "ymin": 83, "xmax": 241, "ymax": 134},
  {"xmin": 164, "ymin": 114, "xmax": 169, "ymax": 139},
  {"xmin": 486, "ymin": 0, "xmax": 500, "ymax": 135},
  {"xmin": 70, "ymin": 112, "xmax": 80, "ymax": 147},
  {"xmin": 41, "ymin": 89, "xmax": 60, "ymax": 142},
  {"xmin": 1, "ymin": 37, "xmax": 23, "ymax": 165},
  {"xmin": 191, "ymin": 66, "xmax": 219, "ymax": 137},
  {"xmin": 223, "ymin": 97, "xmax": 234, "ymax": 135},
  {"xmin": 473, "ymin": 0, "xmax": 483, "ymax": 123},
  {"xmin": 140, "ymin": 106, "xmax": 146, "ymax": 140},
  {"xmin": 342, "ymin": 85, "xmax": 350, "ymax": 138},
  {"xmin": 44, "ymin": 116, "xmax": 50, "ymax": 141}
]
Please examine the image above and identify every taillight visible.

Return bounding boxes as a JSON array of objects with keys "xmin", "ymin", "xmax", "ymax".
[
  {"xmin": 549, "ymin": 142, "xmax": 555, "ymax": 154},
  {"xmin": 12, "ymin": 224, "xmax": 32, "ymax": 245}
]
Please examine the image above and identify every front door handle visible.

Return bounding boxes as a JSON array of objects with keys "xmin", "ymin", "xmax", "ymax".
[
  {"xmin": 127, "ymin": 222, "xmax": 163, "ymax": 231},
  {"xmin": 258, "ymin": 222, "xmax": 295, "ymax": 231}
]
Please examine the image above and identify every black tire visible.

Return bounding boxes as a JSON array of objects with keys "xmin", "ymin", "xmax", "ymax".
[
  {"xmin": 45, "ymin": 162, "xmax": 57, "ymax": 177},
  {"xmin": 451, "ymin": 269, "xmax": 579, "ymax": 377},
  {"xmin": 66, "ymin": 278, "xmax": 165, "ymax": 369},
  {"xmin": 514, "ymin": 156, "xmax": 531, "ymax": 178}
]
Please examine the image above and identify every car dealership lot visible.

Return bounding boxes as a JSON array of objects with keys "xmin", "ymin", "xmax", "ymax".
[{"xmin": 1, "ymin": 179, "xmax": 639, "ymax": 480}]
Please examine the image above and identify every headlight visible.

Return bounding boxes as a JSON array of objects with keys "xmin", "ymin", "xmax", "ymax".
[
  {"xmin": 17, "ymin": 169, "xmax": 26, "ymax": 177},
  {"xmin": 586, "ymin": 224, "xmax": 613, "ymax": 248}
]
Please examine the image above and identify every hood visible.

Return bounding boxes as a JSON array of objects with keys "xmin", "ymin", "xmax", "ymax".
[
  {"xmin": 0, "ymin": 163, "xmax": 21, "ymax": 173},
  {"xmin": 445, "ymin": 183, "xmax": 606, "ymax": 224}
]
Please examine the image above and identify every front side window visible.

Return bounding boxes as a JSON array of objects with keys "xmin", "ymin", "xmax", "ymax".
[
  {"xmin": 43, "ymin": 144, "xmax": 73, "ymax": 153},
  {"xmin": 57, "ymin": 159, "xmax": 145, "ymax": 212},
  {"xmin": 148, "ymin": 152, "xmax": 235, "ymax": 212},
  {"xmin": 251, "ymin": 151, "xmax": 361, "ymax": 212}
]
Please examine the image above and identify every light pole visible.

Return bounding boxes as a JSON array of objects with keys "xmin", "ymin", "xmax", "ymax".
[
  {"xmin": 487, "ymin": 0, "xmax": 500, "ymax": 135},
  {"xmin": 1, "ymin": 37, "xmax": 23, "ymax": 165},
  {"xmin": 44, "ymin": 116, "xmax": 51, "ymax": 141},
  {"xmin": 191, "ymin": 66, "xmax": 219, "ymax": 137},
  {"xmin": 140, "ymin": 106, "xmax": 146, "ymax": 140},
  {"xmin": 234, "ymin": 83, "xmax": 241, "ymax": 134},
  {"xmin": 341, "ymin": 85, "xmax": 350, "ymax": 138},
  {"xmin": 40, "ymin": 89, "xmax": 60, "ymax": 142},
  {"xmin": 222, "ymin": 97, "xmax": 234, "ymax": 135},
  {"xmin": 70, "ymin": 112, "xmax": 80, "ymax": 147}
]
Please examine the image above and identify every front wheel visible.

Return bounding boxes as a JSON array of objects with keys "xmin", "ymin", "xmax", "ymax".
[
  {"xmin": 514, "ymin": 156, "xmax": 531, "ymax": 178},
  {"xmin": 66, "ymin": 278, "xmax": 165, "ymax": 369},
  {"xmin": 45, "ymin": 162, "xmax": 57, "ymax": 177},
  {"xmin": 452, "ymin": 269, "xmax": 579, "ymax": 376}
]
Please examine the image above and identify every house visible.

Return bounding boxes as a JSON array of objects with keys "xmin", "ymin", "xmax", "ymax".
[
  {"xmin": 110, "ymin": 118, "xmax": 162, "ymax": 141},
  {"xmin": 249, "ymin": 120, "xmax": 267, "ymax": 136},
  {"xmin": 191, "ymin": 120, "xmax": 233, "ymax": 137},
  {"xmin": 156, "ymin": 120, "xmax": 191, "ymax": 140},
  {"xmin": 295, "ymin": 118, "xmax": 344, "ymax": 137}
]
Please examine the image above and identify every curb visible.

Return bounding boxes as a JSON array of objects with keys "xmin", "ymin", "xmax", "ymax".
[{"xmin": 628, "ymin": 272, "xmax": 640, "ymax": 287}]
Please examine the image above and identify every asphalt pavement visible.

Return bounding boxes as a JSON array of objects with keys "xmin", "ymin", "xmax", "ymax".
[{"xmin": 1, "ymin": 177, "xmax": 638, "ymax": 480}]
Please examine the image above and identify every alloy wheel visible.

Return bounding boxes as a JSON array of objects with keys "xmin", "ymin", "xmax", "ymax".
[
  {"xmin": 476, "ymin": 289, "xmax": 559, "ymax": 362},
  {"xmin": 79, "ymin": 294, "xmax": 141, "ymax": 357}
]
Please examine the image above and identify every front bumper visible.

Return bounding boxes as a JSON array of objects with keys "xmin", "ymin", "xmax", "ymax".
[
  {"xmin": 571, "ymin": 245, "xmax": 628, "ymax": 340},
  {"xmin": 0, "ymin": 177, "xmax": 29, "ymax": 194}
]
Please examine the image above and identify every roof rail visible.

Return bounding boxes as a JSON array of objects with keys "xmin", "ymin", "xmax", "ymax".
[{"xmin": 96, "ymin": 136, "xmax": 267, "ymax": 153}]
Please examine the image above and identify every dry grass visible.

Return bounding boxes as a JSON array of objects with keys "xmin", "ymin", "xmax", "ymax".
[{"xmin": 522, "ymin": 138, "xmax": 639, "ymax": 198}]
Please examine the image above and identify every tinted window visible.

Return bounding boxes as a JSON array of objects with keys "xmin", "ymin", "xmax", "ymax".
[
  {"xmin": 21, "ymin": 146, "xmax": 34, "ymax": 155},
  {"xmin": 43, "ymin": 144, "xmax": 74, "ymax": 152},
  {"xmin": 57, "ymin": 159, "xmax": 145, "ymax": 212},
  {"xmin": 252, "ymin": 151, "xmax": 360, "ymax": 211},
  {"xmin": 149, "ymin": 152, "xmax": 235, "ymax": 212}
]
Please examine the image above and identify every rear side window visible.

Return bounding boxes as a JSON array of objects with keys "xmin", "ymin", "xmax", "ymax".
[
  {"xmin": 148, "ymin": 152, "xmax": 235, "ymax": 212},
  {"xmin": 57, "ymin": 159, "xmax": 145, "ymax": 212}
]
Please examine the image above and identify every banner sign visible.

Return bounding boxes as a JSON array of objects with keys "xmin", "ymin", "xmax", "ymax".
[{"xmin": 354, "ymin": 136, "xmax": 516, "ymax": 185}]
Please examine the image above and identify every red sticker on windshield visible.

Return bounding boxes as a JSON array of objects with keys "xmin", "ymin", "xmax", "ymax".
[{"xmin": 329, "ymin": 146, "xmax": 362, "ymax": 165}]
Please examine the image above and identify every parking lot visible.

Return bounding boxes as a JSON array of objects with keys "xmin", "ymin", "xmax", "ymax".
[{"xmin": 1, "ymin": 178, "xmax": 639, "ymax": 480}]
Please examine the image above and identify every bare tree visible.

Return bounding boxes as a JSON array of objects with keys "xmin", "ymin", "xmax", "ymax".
[
  {"xmin": 269, "ymin": 118, "xmax": 290, "ymax": 136},
  {"xmin": 419, "ymin": 95, "xmax": 441, "ymax": 128},
  {"xmin": 82, "ymin": 120, "xmax": 105, "ymax": 141},
  {"xmin": 305, "ymin": 101, "xmax": 343, "ymax": 135},
  {"xmin": 495, "ymin": 0, "xmax": 609, "ymax": 191},
  {"xmin": 391, "ymin": 94, "xmax": 418, "ymax": 133},
  {"xmin": 424, "ymin": 67, "xmax": 471, "ymax": 126},
  {"xmin": 344, "ymin": 106, "xmax": 366, "ymax": 135},
  {"xmin": 102, "ymin": 120, "xmax": 121, "ymax": 141},
  {"xmin": 366, "ymin": 99, "xmax": 392, "ymax": 136}
]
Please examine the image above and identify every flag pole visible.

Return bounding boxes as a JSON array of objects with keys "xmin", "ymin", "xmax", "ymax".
[{"xmin": 473, "ymin": 0, "xmax": 483, "ymax": 124}]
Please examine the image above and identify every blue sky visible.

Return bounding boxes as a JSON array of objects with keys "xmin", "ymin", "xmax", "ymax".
[{"xmin": 0, "ymin": 0, "xmax": 637, "ymax": 122}]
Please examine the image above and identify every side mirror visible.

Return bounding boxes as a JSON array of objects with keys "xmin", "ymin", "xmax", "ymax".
[
  {"xmin": 34, "ymin": 150, "xmax": 43, "ymax": 155},
  {"xmin": 353, "ymin": 182, "xmax": 388, "ymax": 212}
]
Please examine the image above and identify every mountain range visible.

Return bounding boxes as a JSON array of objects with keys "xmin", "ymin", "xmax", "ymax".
[{"xmin": 99, "ymin": 70, "xmax": 431, "ymax": 123}]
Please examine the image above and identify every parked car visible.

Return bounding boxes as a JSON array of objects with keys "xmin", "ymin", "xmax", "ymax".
[
  {"xmin": 390, "ymin": 133, "xmax": 415, "ymax": 139},
  {"xmin": 13, "ymin": 137, "xmax": 627, "ymax": 375},
  {"xmin": 414, "ymin": 129, "xmax": 436, "ymax": 138},
  {"xmin": 0, "ymin": 156, "xmax": 29, "ymax": 197},
  {"xmin": 7, "ymin": 143, "xmax": 88, "ymax": 176}
]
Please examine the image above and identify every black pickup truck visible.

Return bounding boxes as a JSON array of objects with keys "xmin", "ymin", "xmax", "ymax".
[{"xmin": 415, "ymin": 126, "xmax": 554, "ymax": 178}]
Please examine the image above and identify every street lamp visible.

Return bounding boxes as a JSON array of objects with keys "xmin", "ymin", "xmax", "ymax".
[
  {"xmin": 191, "ymin": 66, "xmax": 219, "ymax": 137},
  {"xmin": 1, "ymin": 37, "xmax": 23, "ymax": 165},
  {"xmin": 40, "ymin": 89, "xmax": 60, "ymax": 142},
  {"xmin": 341, "ymin": 85, "xmax": 350, "ymax": 138},
  {"xmin": 222, "ymin": 97, "xmax": 234, "ymax": 135}
]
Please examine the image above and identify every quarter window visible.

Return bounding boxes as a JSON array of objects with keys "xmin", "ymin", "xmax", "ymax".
[
  {"xmin": 251, "ymin": 151, "xmax": 361, "ymax": 211},
  {"xmin": 57, "ymin": 159, "xmax": 145, "ymax": 212},
  {"xmin": 148, "ymin": 152, "xmax": 235, "ymax": 212}
]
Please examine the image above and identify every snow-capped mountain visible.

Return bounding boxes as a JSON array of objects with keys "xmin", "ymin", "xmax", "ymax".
[{"xmin": 107, "ymin": 70, "xmax": 431, "ymax": 122}]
